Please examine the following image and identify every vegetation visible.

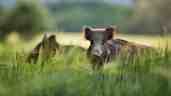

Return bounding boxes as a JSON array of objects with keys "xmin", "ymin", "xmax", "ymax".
[
  {"xmin": 0, "ymin": 0, "xmax": 51, "ymax": 40},
  {"xmin": 0, "ymin": 0, "xmax": 133, "ymax": 40},
  {"xmin": 129, "ymin": 0, "xmax": 171, "ymax": 34},
  {"xmin": 47, "ymin": 1, "xmax": 132, "ymax": 32},
  {"xmin": 1, "ymin": 0, "xmax": 171, "ymax": 37},
  {"xmin": 0, "ymin": 0, "xmax": 170, "ymax": 95},
  {"xmin": 0, "ymin": 34, "xmax": 170, "ymax": 96}
]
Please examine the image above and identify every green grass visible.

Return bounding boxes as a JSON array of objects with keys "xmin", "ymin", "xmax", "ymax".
[{"xmin": 0, "ymin": 33, "xmax": 171, "ymax": 96}]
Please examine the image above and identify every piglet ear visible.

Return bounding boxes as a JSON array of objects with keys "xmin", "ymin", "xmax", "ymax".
[
  {"xmin": 42, "ymin": 33, "xmax": 48, "ymax": 42},
  {"xmin": 41, "ymin": 33, "xmax": 49, "ymax": 47},
  {"xmin": 83, "ymin": 26, "xmax": 92, "ymax": 40}
]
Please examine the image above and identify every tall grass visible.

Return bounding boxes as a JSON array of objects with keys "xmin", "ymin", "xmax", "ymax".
[
  {"xmin": 0, "ymin": 45, "xmax": 170, "ymax": 96},
  {"xmin": 0, "ymin": 33, "xmax": 170, "ymax": 96}
]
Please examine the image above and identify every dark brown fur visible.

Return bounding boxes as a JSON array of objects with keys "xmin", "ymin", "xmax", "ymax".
[
  {"xmin": 27, "ymin": 34, "xmax": 86, "ymax": 64},
  {"xmin": 27, "ymin": 34, "xmax": 60, "ymax": 63},
  {"xmin": 84, "ymin": 26, "xmax": 152, "ymax": 70}
]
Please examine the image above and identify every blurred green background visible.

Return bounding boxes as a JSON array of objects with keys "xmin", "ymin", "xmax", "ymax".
[{"xmin": 0, "ymin": 0, "xmax": 170, "ymax": 41}]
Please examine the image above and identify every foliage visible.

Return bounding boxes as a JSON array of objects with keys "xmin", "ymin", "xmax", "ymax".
[
  {"xmin": 47, "ymin": 1, "xmax": 132, "ymax": 32},
  {"xmin": 128, "ymin": 0, "xmax": 171, "ymax": 34},
  {"xmin": 0, "ymin": 0, "xmax": 133, "ymax": 37},
  {"xmin": 0, "ymin": 0, "xmax": 51, "ymax": 40},
  {"xmin": 0, "ymin": 41, "xmax": 170, "ymax": 96}
]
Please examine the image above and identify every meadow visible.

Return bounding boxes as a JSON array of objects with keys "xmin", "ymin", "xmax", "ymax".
[{"xmin": 0, "ymin": 32, "xmax": 171, "ymax": 96}]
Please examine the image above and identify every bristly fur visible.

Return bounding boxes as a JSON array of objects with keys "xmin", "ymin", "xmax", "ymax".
[
  {"xmin": 27, "ymin": 34, "xmax": 60, "ymax": 64},
  {"xmin": 84, "ymin": 26, "xmax": 152, "ymax": 70}
]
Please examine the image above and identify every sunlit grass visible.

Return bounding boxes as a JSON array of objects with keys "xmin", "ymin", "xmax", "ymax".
[
  {"xmin": 0, "ymin": 46, "xmax": 170, "ymax": 96},
  {"xmin": 0, "ymin": 33, "xmax": 170, "ymax": 96},
  {"xmin": 2, "ymin": 32, "xmax": 171, "ymax": 52}
]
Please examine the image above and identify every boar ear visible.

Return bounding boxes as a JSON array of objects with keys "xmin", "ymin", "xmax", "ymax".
[
  {"xmin": 83, "ymin": 26, "xmax": 92, "ymax": 40},
  {"xmin": 105, "ymin": 26, "xmax": 115, "ymax": 40},
  {"xmin": 48, "ymin": 34, "xmax": 56, "ymax": 40}
]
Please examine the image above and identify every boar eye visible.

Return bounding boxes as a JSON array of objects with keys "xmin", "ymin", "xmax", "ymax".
[
  {"xmin": 102, "ymin": 40, "xmax": 106, "ymax": 44},
  {"xmin": 107, "ymin": 32, "xmax": 113, "ymax": 40}
]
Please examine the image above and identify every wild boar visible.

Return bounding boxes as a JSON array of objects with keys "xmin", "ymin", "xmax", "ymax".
[{"xmin": 84, "ymin": 26, "xmax": 151, "ymax": 70}]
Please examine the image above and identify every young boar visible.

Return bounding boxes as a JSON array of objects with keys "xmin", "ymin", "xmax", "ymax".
[
  {"xmin": 27, "ymin": 33, "xmax": 86, "ymax": 64},
  {"xmin": 27, "ymin": 34, "xmax": 60, "ymax": 63}
]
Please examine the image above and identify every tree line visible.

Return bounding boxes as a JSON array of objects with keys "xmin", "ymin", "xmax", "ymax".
[{"xmin": 0, "ymin": 0, "xmax": 170, "ymax": 41}]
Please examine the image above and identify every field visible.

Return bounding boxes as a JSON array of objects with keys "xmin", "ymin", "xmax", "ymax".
[{"xmin": 0, "ymin": 33, "xmax": 171, "ymax": 96}]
